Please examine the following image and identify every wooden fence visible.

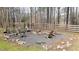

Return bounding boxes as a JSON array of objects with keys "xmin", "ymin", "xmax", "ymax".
[
  {"xmin": 68, "ymin": 25, "xmax": 79, "ymax": 32},
  {"xmin": 29, "ymin": 23, "xmax": 79, "ymax": 32}
]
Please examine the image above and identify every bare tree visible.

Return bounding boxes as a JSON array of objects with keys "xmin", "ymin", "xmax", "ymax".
[
  {"xmin": 30, "ymin": 7, "xmax": 33, "ymax": 29},
  {"xmin": 47, "ymin": 7, "xmax": 49, "ymax": 23},
  {"xmin": 76, "ymin": 7, "xmax": 78, "ymax": 25},
  {"xmin": 57, "ymin": 7, "xmax": 60, "ymax": 24},
  {"xmin": 66, "ymin": 7, "xmax": 69, "ymax": 29}
]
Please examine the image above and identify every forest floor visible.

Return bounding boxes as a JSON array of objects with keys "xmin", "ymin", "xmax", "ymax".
[
  {"xmin": 48, "ymin": 31, "xmax": 79, "ymax": 51},
  {"xmin": 64, "ymin": 32, "xmax": 79, "ymax": 51},
  {"xmin": 0, "ymin": 28, "xmax": 79, "ymax": 51}
]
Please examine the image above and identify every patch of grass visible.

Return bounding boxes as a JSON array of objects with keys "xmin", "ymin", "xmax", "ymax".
[
  {"xmin": 0, "ymin": 39, "xmax": 43, "ymax": 51},
  {"xmin": 0, "ymin": 28, "xmax": 44, "ymax": 51}
]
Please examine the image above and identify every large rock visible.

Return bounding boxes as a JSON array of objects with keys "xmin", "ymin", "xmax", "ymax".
[
  {"xmin": 17, "ymin": 41, "xmax": 26, "ymax": 45},
  {"xmin": 4, "ymin": 34, "xmax": 9, "ymax": 39},
  {"xmin": 66, "ymin": 41, "xmax": 72, "ymax": 47}
]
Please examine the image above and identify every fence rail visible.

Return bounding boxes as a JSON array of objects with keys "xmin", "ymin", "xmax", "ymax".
[
  {"xmin": 68, "ymin": 25, "xmax": 79, "ymax": 32},
  {"xmin": 29, "ymin": 23, "xmax": 79, "ymax": 32}
]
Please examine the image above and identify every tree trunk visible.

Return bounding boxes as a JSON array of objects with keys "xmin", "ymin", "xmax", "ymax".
[
  {"xmin": 66, "ymin": 7, "xmax": 69, "ymax": 29},
  {"xmin": 57, "ymin": 7, "xmax": 60, "ymax": 24}
]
